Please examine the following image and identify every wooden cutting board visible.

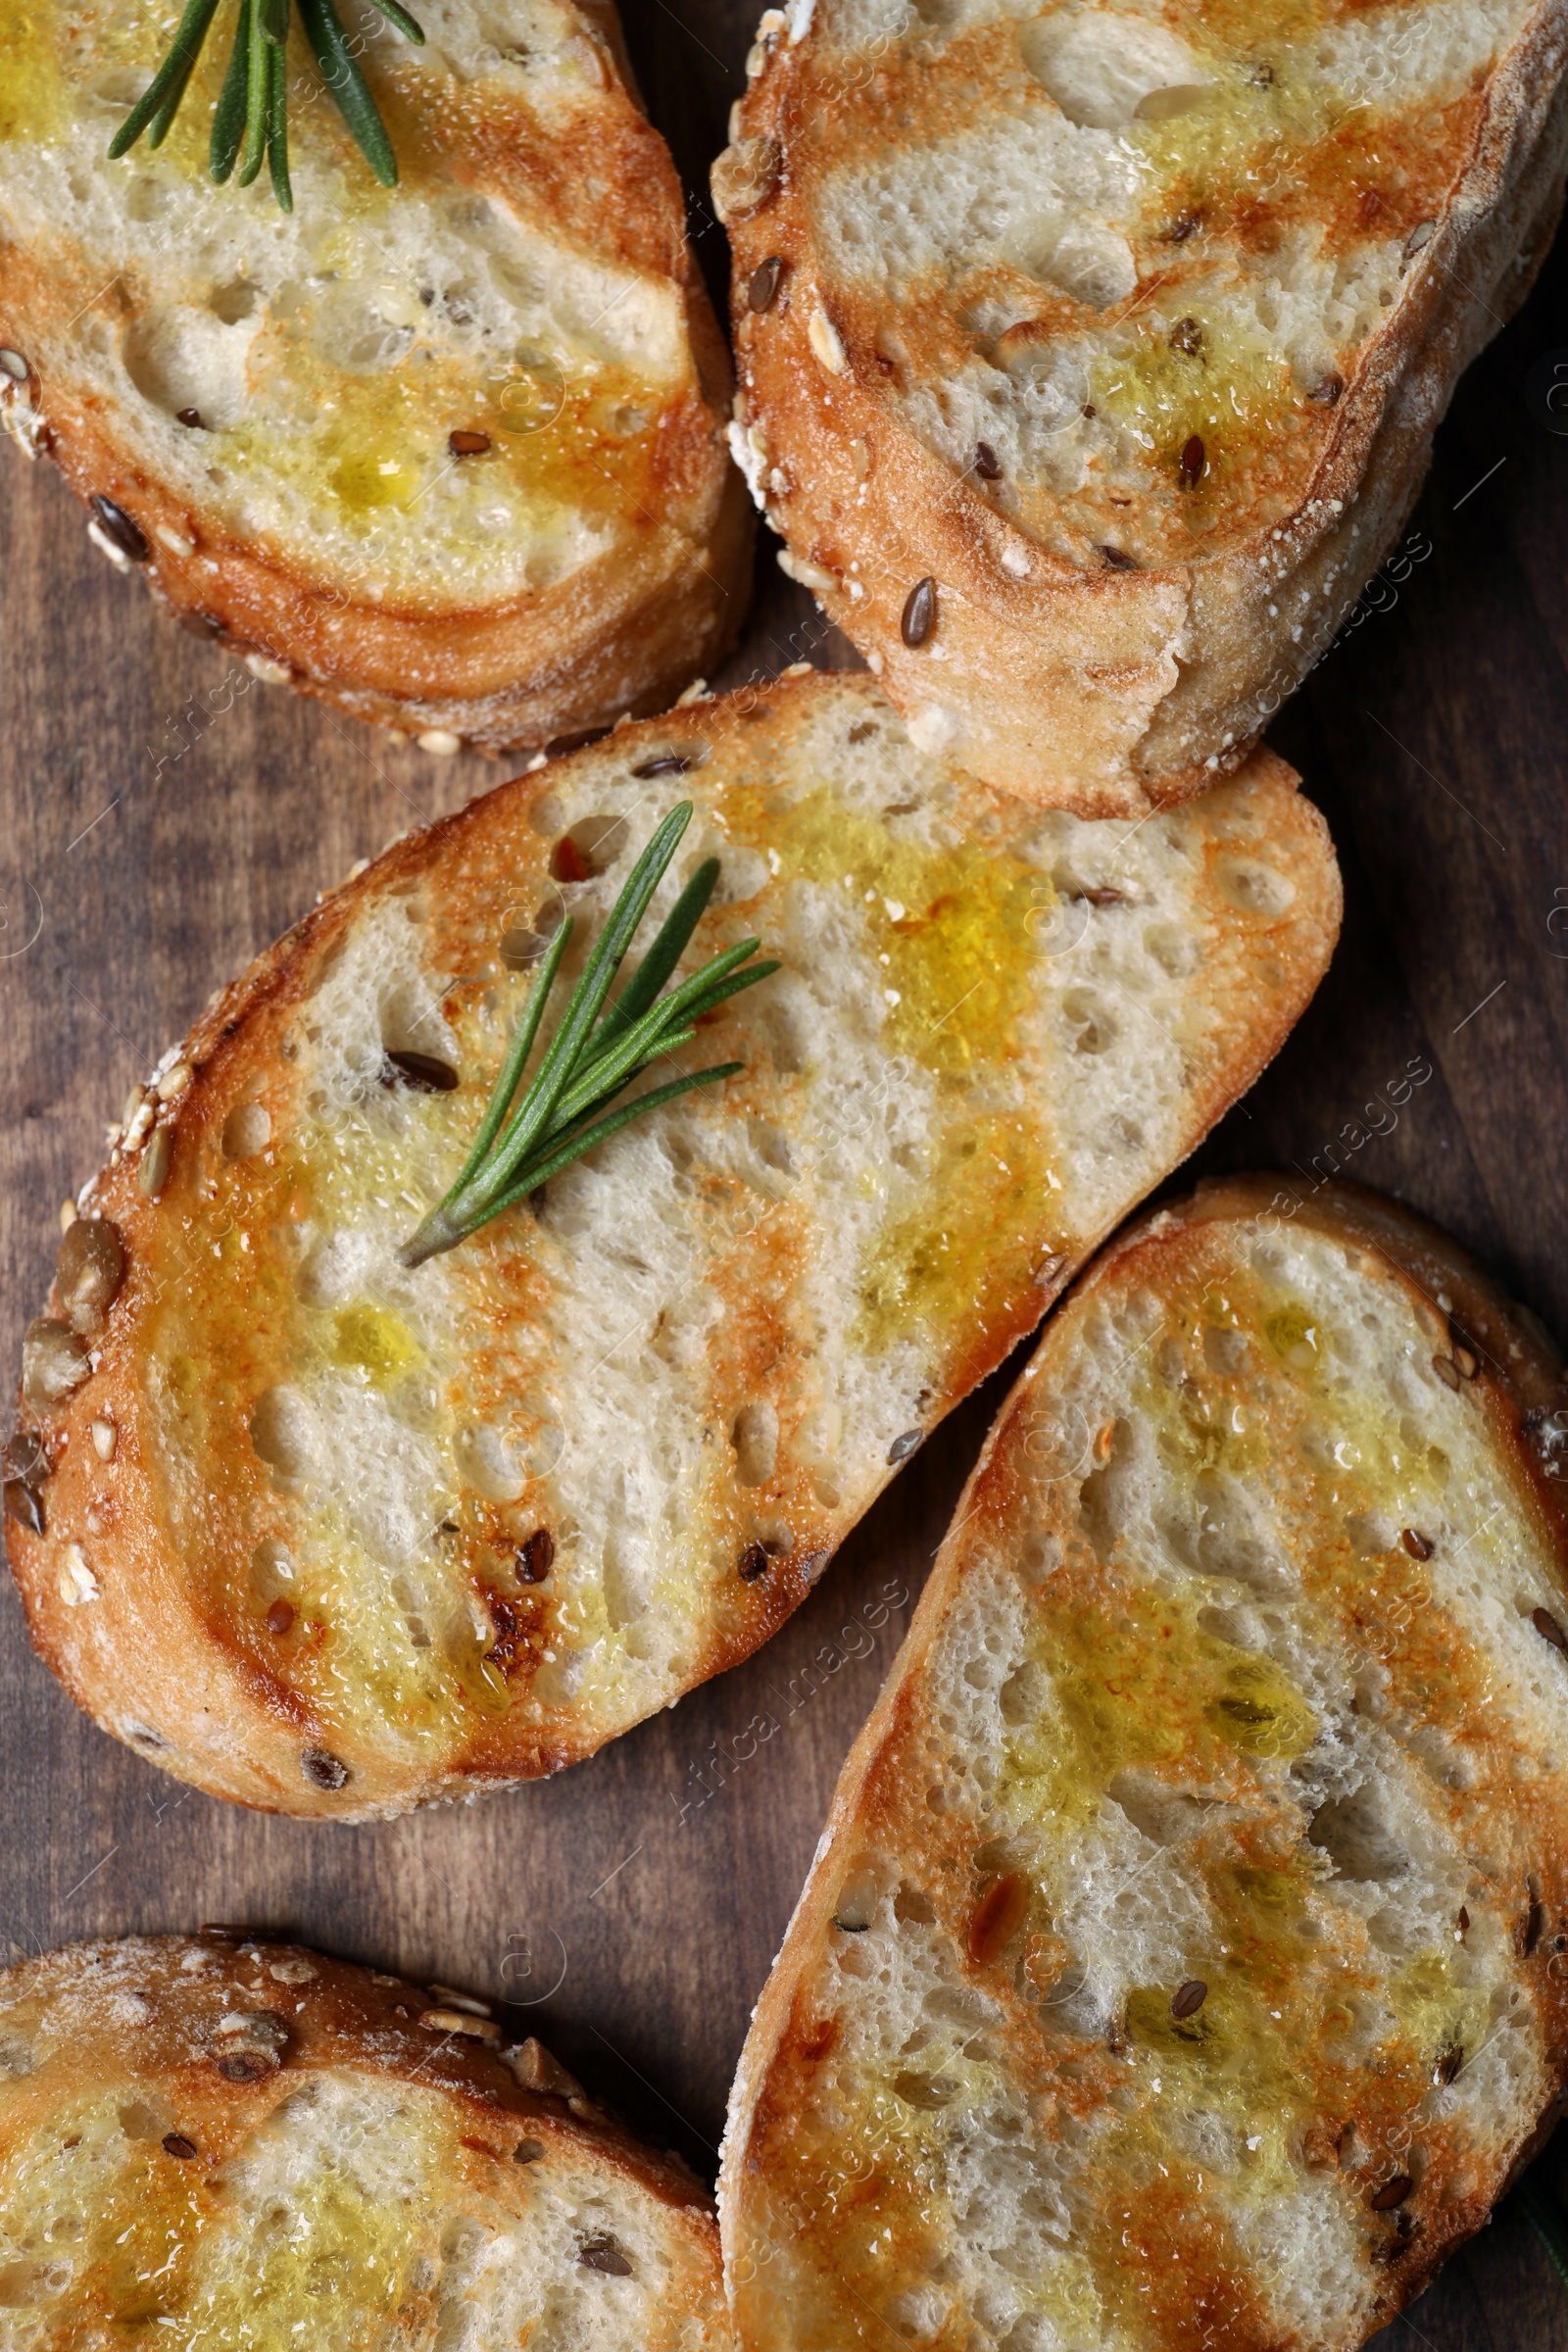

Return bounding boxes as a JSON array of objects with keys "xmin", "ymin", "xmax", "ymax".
[{"xmin": 3, "ymin": 4, "xmax": 1568, "ymax": 2341}]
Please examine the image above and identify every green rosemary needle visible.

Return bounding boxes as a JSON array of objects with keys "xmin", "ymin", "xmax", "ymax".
[
  {"xmin": 399, "ymin": 802, "xmax": 779, "ymax": 1270},
  {"xmin": 109, "ymin": 0, "xmax": 423, "ymax": 212}
]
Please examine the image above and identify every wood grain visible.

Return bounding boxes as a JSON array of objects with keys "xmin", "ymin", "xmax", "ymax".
[{"xmin": 4, "ymin": 2, "xmax": 1568, "ymax": 2341}]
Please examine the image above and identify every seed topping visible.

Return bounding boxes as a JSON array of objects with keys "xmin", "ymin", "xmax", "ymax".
[
  {"xmin": 579, "ymin": 2235, "xmax": 634, "ymax": 2277},
  {"xmin": 748, "ymin": 256, "xmax": 784, "ymax": 313},
  {"xmin": 175, "ymin": 407, "xmax": 203, "ymax": 427},
  {"xmin": 0, "ymin": 348, "xmax": 28, "ymax": 380},
  {"xmin": 420, "ymin": 2008, "xmax": 504, "ymax": 2040},
  {"xmin": 56, "ymin": 1215, "xmax": 125, "ymax": 1335},
  {"xmin": 89, "ymin": 495, "xmax": 150, "ymax": 563},
  {"xmin": 91, "ymin": 1417, "xmax": 117, "ymax": 1462},
  {"xmin": 967, "ymin": 1873, "xmax": 1028, "ymax": 1966},
  {"xmin": 1168, "ymin": 317, "xmax": 1203, "ymax": 356},
  {"xmin": 901, "ymin": 577, "xmax": 936, "ymax": 648},
  {"xmin": 1533, "ymin": 1605, "xmax": 1568, "ymax": 1652},
  {"xmin": 808, "ymin": 307, "xmax": 848, "ymax": 374},
  {"xmin": 1171, "ymin": 1978, "xmax": 1208, "ymax": 2019},
  {"xmin": 631, "ymin": 754, "xmax": 695, "ymax": 777},
  {"xmin": 1370, "ymin": 2174, "xmax": 1413, "ymax": 2211},
  {"xmin": 1101, "ymin": 545, "xmax": 1137, "ymax": 570},
  {"xmin": 265, "ymin": 1598, "xmax": 295, "ymax": 1636},
  {"xmin": 5, "ymin": 1432, "xmax": 48, "ymax": 1487},
  {"xmin": 138, "ymin": 1127, "xmax": 173, "ymax": 1200},
  {"xmin": 517, "ymin": 1528, "xmax": 556, "ymax": 1583},
  {"xmin": 215, "ymin": 2049, "xmax": 276, "ymax": 2082},
  {"xmin": 23, "ymin": 1318, "xmax": 90, "ymax": 1408},
  {"xmin": 1179, "ymin": 435, "xmax": 1206, "ymax": 488},
  {"xmin": 711, "ymin": 135, "xmax": 780, "ymax": 224},
  {"xmin": 1308, "ymin": 373, "xmax": 1345, "ymax": 406},
  {"xmin": 2, "ymin": 1478, "xmax": 43, "ymax": 1537},
  {"xmin": 301, "ymin": 1746, "xmax": 350, "ymax": 1791},
  {"xmin": 1400, "ymin": 1528, "xmax": 1433, "ymax": 1559},
  {"xmin": 381, "ymin": 1050, "xmax": 460, "ymax": 1093},
  {"xmin": 887, "ymin": 1428, "xmax": 923, "ymax": 1465},
  {"xmin": 973, "ymin": 440, "xmax": 1002, "ymax": 479},
  {"xmin": 58, "ymin": 1545, "xmax": 98, "ymax": 1606},
  {"xmin": 1520, "ymin": 1897, "xmax": 1545, "ymax": 1954},
  {"xmin": 449, "ymin": 429, "xmax": 492, "ymax": 457},
  {"xmin": 739, "ymin": 1541, "xmax": 769, "ymax": 1582},
  {"xmin": 1432, "ymin": 1352, "xmax": 1461, "ymax": 1390},
  {"xmin": 162, "ymin": 2132, "xmax": 198, "ymax": 2158}
]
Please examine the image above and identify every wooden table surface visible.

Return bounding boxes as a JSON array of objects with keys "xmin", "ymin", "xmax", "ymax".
[{"xmin": 5, "ymin": 4, "xmax": 1568, "ymax": 2343}]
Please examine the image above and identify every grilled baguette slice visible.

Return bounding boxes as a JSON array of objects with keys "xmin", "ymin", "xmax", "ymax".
[
  {"xmin": 5, "ymin": 672, "xmax": 1338, "ymax": 1820},
  {"xmin": 0, "ymin": 1933, "xmax": 728, "ymax": 2347},
  {"xmin": 0, "ymin": 0, "xmax": 750, "ymax": 754},
  {"xmin": 720, "ymin": 1176, "xmax": 1568, "ymax": 2352},
  {"xmin": 717, "ymin": 0, "xmax": 1568, "ymax": 813}
]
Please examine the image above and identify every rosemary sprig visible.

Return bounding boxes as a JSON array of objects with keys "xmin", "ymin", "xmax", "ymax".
[
  {"xmin": 399, "ymin": 803, "xmax": 779, "ymax": 1269},
  {"xmin": 109, "ymin": 0, "xmax": 423, "ymax": 212}
]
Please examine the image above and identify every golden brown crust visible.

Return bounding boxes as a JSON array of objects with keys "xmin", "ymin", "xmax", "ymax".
[
  {"xmin": 4, "ymin": 679, "xmax": 1339, "ymax": 1821},
  {"xmin": 721, "ymin": 1176, "xmax": 1568, "ymax": 2352},
  {"xmin": 722, "ymin": 0, "xmax": 1568, "ymax": 811},
  {"xmin": 0, "ymin": 14, "xmax": 752, "ymax": 754}
]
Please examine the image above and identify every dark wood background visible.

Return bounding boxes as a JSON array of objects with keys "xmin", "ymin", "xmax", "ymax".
[{"xmin": 5, "ymin": 2, "xmax": 1568, "ymax": 2340}]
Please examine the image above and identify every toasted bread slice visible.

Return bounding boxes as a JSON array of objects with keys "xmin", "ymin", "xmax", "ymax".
[
  {"xmin": 0, "ymin": 0, "xmax": 750, "ymax": 754},
  {"xmin": 4, "ymin": 673, "xmax": 1338, "ymax": 1819},
  {"xmin": 717, "ymin": 0, "xmax": 1568, "ymax": 812},
  {"xmin": 0, "ymin": 1933, "xmax": 728, "ymax": 2346},
  {"xmin": 720, "ymin": 1176, "xmax": 1568, "ymax": 2352}
]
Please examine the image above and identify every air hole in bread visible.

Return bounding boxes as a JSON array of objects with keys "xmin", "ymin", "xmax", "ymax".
[
  {"xmin": 1347, "ymin": 1509, "xmax": 1397, "ymax": 1557},
  {"xmin": 1215, "ymin": 858, "xmax": 1298, "ymax": 917},
  {"xmin": 556, "ymin": 815, "xmax": 624, "ymax": 879},
  {"xmin": 732, "ymin": 1402, "xmax": 779, "ymax": 1487},
  {"xmin": 455, "ymin": 1423, "xmax": 526, "ymax": 1502},
  {"xmin": 117, "ymin": 2099, "xmax": 172, "ymax": 2140},
  {"xmin": 1017, "ymin": 13, "xmax": 1207, "ymax": 126},
  {"xmin": 1307, "ymin": 1789, "xmax": 1409, "ymax": 1884},
  {"xmin": 222, "ymin": 1101, "xmax": 271, "ymax": 1160},
  {"xmin": 1077, "ymin": 1418, "xmax": 1134, "ymax": 1554},
  {"xmin": 1143, "ymin": 920, "xmax": 1199, "ymax": 978},
  {"xmin": 833, "ymin": 1867, "xmax": 880, "ymax": 1932},
  {"xmin": 379, "ymin": 982, "xmax": 457, "ymax": 1065},
  {"xmin": 209, "ymin": 280, "xmax": 263, "ymax": 325},
  {"xmin": 712, "ymin": 848, "xmax": 769, "ymax": 904},
  {"xmin": 1202, "ymin": 1325, "xmax": 1248, "ymax": 1375},
  {"xmin": 1107, "ymin": 1768, "xmax": 1213, "ymax": 1845},
  {"xmin": 1060, "ymin": 986, "xmax": 1117, "ymax": 1053},
  {"xmin": 88, "ymin": 65, "xmax": 145, "ymax": 105},
  {"xmin": 250, "ymin": 1388, "xmax": 318, "ymax": 1487},
  {"xmin": 122, "ymin": 306, "xmax": 257, "ymax": 431}
]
